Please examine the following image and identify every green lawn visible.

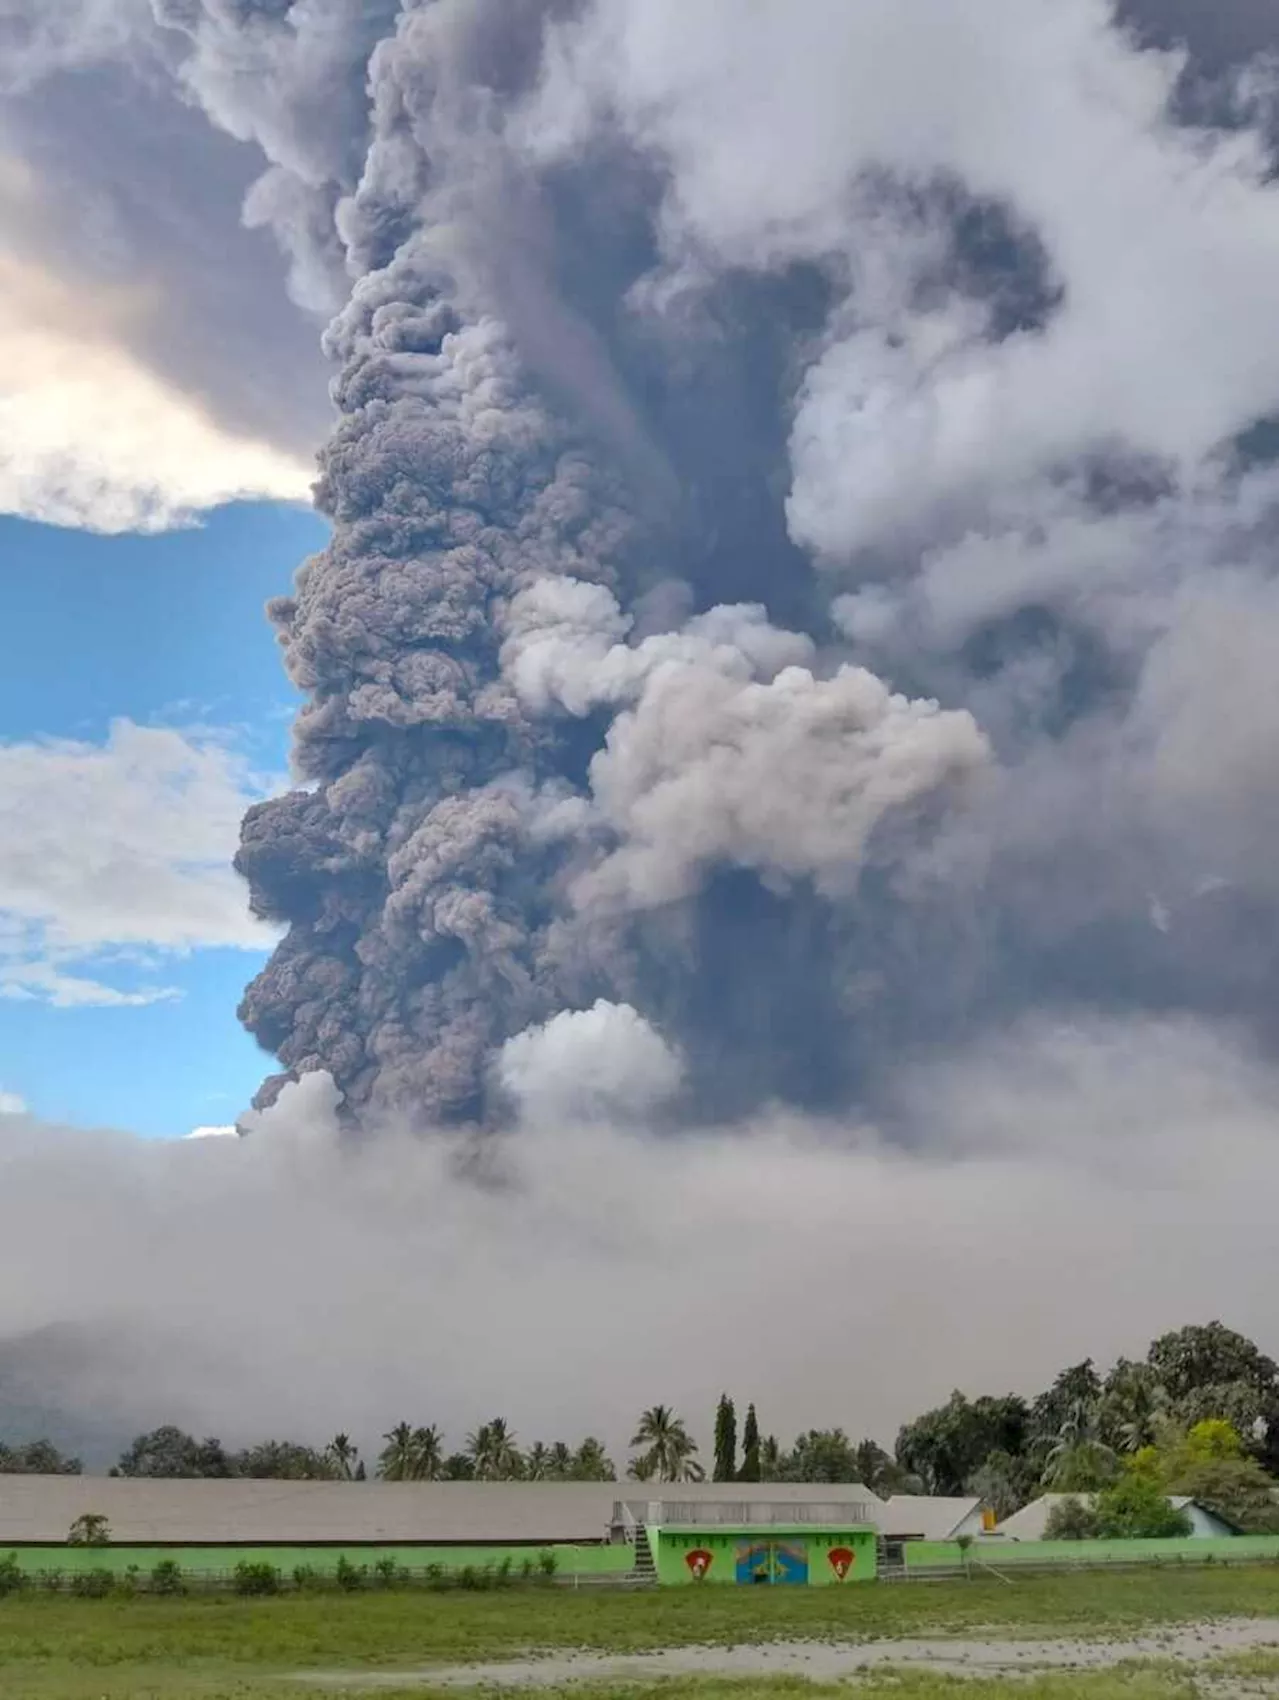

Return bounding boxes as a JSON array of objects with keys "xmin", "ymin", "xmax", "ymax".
[{"xmin": 0, "ymin": 1565, "xmax": 1273, "ymax": 1700}]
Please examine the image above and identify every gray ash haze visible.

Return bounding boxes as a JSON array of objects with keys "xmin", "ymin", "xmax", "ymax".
[{"xmin": 0, "ymin": 0, "xmax": 1275, "ymax": 1452}]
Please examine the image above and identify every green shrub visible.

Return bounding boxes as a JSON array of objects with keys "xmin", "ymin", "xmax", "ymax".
[
  {"xmin": 334, "ymin": 1557, "xmax": 366, "ymax": 1592},
  {"xmin": 372, "ymin": 1557, "xmax": 399, "ymax": 1588},
  {"xmin": 70, "ymin": 1570, "xmax": 113, "ymax": 1598},
  {"xmin": 39, "ymin": 1568, "xmax": 64, "ymax": 1593},
  {"xmin": 0, "ymin": 1554, "xmax": 26, "ymax": 1597},
  {"xmin": 292, "ymin": 1564, "xmax": 322, "ymax": 1592},
  {"xmin": 495, "ymin": 1556, "xmax": 512, "ymax": 1584},
  {"xmin": 114, "ymin": 1564, "xmax": 141, "ymax": 1599},
  {"xmin": 233, "ymin": 1561, "xmax": 281, "ymax": 1597},
  {"xmin": 456, "ymin": 1564, "xmax": 480, "ymax": 1590},
  {"xmin": 149, "ymin": 1559, "xmax": 184, "ymax": 1595},
  {"xmin": 536, "ymin": 1548, "xmax": 558, "ymax": 1578},
  {"xmin": 520, "ymin": 1557, "xmax": 535, "ymax": 1581},
  {"xmin": 423, "ymin": 1562, "xmax": 447, "ymax": 1590}
]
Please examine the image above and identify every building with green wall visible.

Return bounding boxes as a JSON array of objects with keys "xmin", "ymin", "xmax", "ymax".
[{"xmin": 620, "ymin": 1499, "xmax": 878, "ymax": 1586}]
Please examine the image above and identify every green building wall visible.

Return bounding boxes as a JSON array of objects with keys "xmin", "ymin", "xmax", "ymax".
[
  {"xmin": 653, "ymin": 1524, "xmax": 876, "ymax": 1586},
  {"xmin": 2, "ymin": 1541, "xmax": 635, "ymax": 1580}
]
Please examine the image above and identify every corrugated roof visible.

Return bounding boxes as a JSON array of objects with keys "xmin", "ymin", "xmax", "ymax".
[
  {"xmin": 0, "ymin": 1478, "xmax": 886, "ymax": 1545},
  {"xmin": 879, "ymin": 1494, "xmax": 981, "ymax": 1540}
]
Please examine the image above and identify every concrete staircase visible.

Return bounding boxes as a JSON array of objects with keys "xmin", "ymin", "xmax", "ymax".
[
  {"xmin": 631, "ymin": 1523, "xmax": 657, "ymax": 1583},
  {"xmin": 876, "ymin": 1535, "xmax": 906, "ymax": 1581}
]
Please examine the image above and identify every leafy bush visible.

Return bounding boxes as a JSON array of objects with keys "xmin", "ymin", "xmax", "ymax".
[
  {"xmin": 1044, "ymin": 1495, "xmax": 1099, "ymax": 1540},
  {"xmin": 372, "ymin": 1557, "xmax": 399, "ymax": 1588},
  {"xmin": 232, "ymin": 1561, "xmax": 281, "ymax": 1596},
  {"xmin": 66, "ymin": 1513, "xmax": 110, "ymax": 1547},
  {"xmin": 292, "ymin": 1565, "xmax": 322, "ymax": 1592},
  {"xmin": 149, "ymin": 1559, "xmax": 184, "ymax": 1595},
  {"xmin": 334, "ymin": 1556, "xmax": 366, "ymax": 1592},
  {"xmin": 39, "ymin": 1569, "xmax": 64, "ymax": 1593},
  {"xmin": 495, "ymin": 1556, "xmax": 512, "ymax": 1583},
  {"xmin": 456, "ymin": 1564, "xmax": 481, "ymax": 1590},
  {"xmin": 536, "ymin": 1548, "xmax": 558, "ymax": 1578},
  {"xmin": 0, "ymin": 1554, "xmax": 26, "ymax": 1596},
  {"xmin": 520, "ymin": 1557, "xmax": 535, "ymax": 1581},
  {"xmin": 114, "ymin": 1564, "xmax": 141, "ymax": 1599},
  {"xmin": 423, "ymin": 1562, "xmax": 447, "ymax": 1590},
  {"xmin": 1093, "ymin": 1475, "xmax": 1193, "ymax": 1539},
  {"xmin": 70, "ymin": 1570, "xmax": 113, "ymax": 1598}
]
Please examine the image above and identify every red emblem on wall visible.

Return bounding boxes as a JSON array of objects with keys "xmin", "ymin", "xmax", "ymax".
[
  {"xmin": 685, "ymin": 1547, "xmax": 713, "ymax": 1580},
  {"xmin": 828, "ymin": 1546, "xmax": 854, "ymax": 1580}
]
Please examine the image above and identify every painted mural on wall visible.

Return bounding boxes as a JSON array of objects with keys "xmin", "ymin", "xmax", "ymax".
[
  {"xmin": 827, "ymin": 1544, "xmax": 855, "ymax": 1580},
  {"xmin": 684, "ymin": 1547, "xmax": 714, "ymax": 1580},
  {"xmin": 734, "ymin": 1540, "xmax": 809, "ymax": 1584}
]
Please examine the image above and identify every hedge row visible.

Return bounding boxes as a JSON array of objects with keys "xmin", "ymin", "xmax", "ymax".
[{"xmin": 0, "ymin": 1549, "xmax": 559, "ymax": 1599}]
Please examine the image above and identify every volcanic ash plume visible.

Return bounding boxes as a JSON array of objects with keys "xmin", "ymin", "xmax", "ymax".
[{"xmin": 229, "ymin": 3, "xmax": 989, "ymax": 1127}]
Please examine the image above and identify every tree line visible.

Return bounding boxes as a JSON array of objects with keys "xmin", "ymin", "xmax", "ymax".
[{"xmin": 2, "ymin": 1322, "xmax": 1274, "ymax": 1531}]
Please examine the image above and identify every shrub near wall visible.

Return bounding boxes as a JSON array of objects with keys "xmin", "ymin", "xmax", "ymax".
[{"xmin": 2, "ymin": 1541, "xmax": 632, "ymax": 1583}]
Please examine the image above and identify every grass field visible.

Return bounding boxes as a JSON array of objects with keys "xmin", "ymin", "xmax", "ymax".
[{"xmin": 0, "ymin": 1564, "xmax": 1273, "ymax": 1700}]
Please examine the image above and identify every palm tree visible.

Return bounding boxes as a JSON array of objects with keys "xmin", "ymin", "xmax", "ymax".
[
  {"xmin": 1041, "ymin": 1401, "xmax": 1117, "ymax": 1490},
  {"xmin": 629, "ymin": 1406, "xmax": 703, "ymax": 1483},
  {"xmin": 377, "ymin": 1422, "xmax": 418, "ymax": 1482},
  {"xmin": 524, "ymin": 1442, "xmax": 552, "ymax": 1481},
  {"xmin": 326, "ymin": 1433, "xmax": 359, "ymax": 1481},
  {"xmin": 467, "ymin": 1418, "xmax": 522, "ymax": 1481},
  {"xmin": 409, "ymin": 1425, "xmax": 444, "ymax": 1481},
  {"xmin": 547, "ymin": 1442, "xmax": 573, "ymax": 1480}
]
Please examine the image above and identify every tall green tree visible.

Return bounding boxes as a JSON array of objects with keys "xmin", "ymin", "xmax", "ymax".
[
  {"xmin": 896, "ymin": 1394, "xmax": 1029, "ymax": 1495},
  {"xmin": 524, "ymin": 1442, "xmax": 553, "ymax": 1481},
  {"xmin": 467, "ymin": 1418, "xmax": 521, "ymax": 1481},
  {"xmin": 570, "ymin": 1437, "xmax": 616, "ymax": 1482},
  {"xmin": 739, "ymin": 1404, "xmax": 761, "ymax": 1483},
  {"xmin": 234, "ymin": 1440, "xmax": 335, "ymax": 1480},
  {"xmin": 0, "ymin": 1439, "xmax": 82, "ymax": 1475},
  {"xmin": 326, "ymin": 1434, "xmax": 360, "ymax": 1481},
  {"xmin": 1147, "ymin": 1322, "xmax": 1278, "ymax": 1472},
  {"xmin": 965, "ymin": 1449, "xmax": 1027, "ymax": 1520},
  {"xmin": 1099, "ymin": 1360, "xmax": 1169, "ymax": 1454},
  {"xmin": 777, "ymin": 1429, "xmax": 861, "ymax": 1483},
  {"xmin": 629, "ymin": 1405, "xmax": 703, "ymax": 1482},
  {"xmin": 377, "ymin": 1423, "xmax": 418, "ymax": 1482},
  {"xmin": 713, "ymin": 1394, "xmax": 737, "ymax": 1482},
  {"xmin": 115, "ymin": 1426, "xmax": 234, "ymax": 1478}
]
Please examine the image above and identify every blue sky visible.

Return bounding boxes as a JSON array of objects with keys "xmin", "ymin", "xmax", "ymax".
[{"xmin": 0, "ymin": 501, "xmax": 328, "ymax": 1137}]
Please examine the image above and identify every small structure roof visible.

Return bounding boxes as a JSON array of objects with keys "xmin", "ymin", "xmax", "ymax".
[
  {"xmin": 991, "ymin": 1492, "xmax": 1240, "ymax": 1540},
  {"xmin": 878, "ymin": 1494, "xmax": 982, "ymax": 1540}
]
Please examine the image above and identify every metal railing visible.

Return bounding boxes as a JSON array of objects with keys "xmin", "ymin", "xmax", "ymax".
[{"xmin": 612, "ymin": 1499, "xmax": 875, "ymax": 1528}]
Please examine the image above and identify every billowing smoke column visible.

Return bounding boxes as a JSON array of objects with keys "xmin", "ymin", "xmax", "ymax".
[{"xmin": 228, "ymin": 0, "xmax": 989, "ymax": 1124}]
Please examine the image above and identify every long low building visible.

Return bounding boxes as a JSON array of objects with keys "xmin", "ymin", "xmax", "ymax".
[{"xmin": 0, "ymin": 1476, "xmax": 980, "ymax": 1547}]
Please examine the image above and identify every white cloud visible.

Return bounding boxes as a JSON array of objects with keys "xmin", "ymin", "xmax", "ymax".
[
  {"xmin": 0, "ymin": 1014, "xmax": 1271, "ymax": 1455},
  {"xmin": 499, "ymin": 1000, "xmax": 684, "ymax": 1124},
  {"xmin": 0, "ymin": 233, "xmax": 313, "ymax": 533},
  {"xmin": 185, "ymin": 1125, "xmax": 240, "ymax": 1140},
  {"xmin": 0, "ymin": 1090, "xmax": 25, "ymax": 1115},
  {"xmin": 520, "ymin": 0, "xmax": 1275, "ymax": 566},
  {"xmin": 0, "ymin": 719, "xmax": 279, "ymax": 1007}
]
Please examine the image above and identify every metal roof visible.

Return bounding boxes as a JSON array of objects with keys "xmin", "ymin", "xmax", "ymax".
[
  {"xmin": 878, "ymin": 1494, "xmax": 982, "ymax": 1540},
  {"xmin": 0, "ymin": 1478, "xmax": 883, "ymax": 1545}
]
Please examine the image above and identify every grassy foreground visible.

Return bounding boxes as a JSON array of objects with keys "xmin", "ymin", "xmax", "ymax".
[{"xmin": 0, "ymin": 1565, "xmax": 1273, "ymax": 1700}]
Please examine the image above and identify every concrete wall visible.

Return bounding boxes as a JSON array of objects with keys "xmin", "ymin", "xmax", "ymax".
[
  {"xmin": 653, "ymin": 1525, "xmax": 876, "ymax": 1586},
  {"xmin": 905, "ymin": 1535, "xmax": 1279, "ymax": 1569},
  {"xmin": 1, "ymin": 1541, "xmax": 635, "ymax": 1579}
]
